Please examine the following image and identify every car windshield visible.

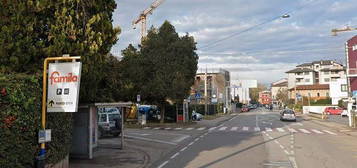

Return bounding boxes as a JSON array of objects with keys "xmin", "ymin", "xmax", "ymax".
[
  {"xmin": 108, "ymin": 114, "xmax": 120, "ymax": 122},
  {"xmin": 283, "ymin": 110, "xmax": 294, "ymax": 114},
  {"xmin": 99, "ymin": 114, "xmax": 107, "ymax": 122}
]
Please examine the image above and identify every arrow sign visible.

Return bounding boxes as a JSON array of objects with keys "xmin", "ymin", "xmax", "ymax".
[{"xmin": 48, "ymin": 100, "xmax": 54, "ymax": 107}]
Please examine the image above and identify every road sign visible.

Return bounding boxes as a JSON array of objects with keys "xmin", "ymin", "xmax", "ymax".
[
  {"xmin": 47, "ymin": 62, "xmax": 82, "ymax": 112},
  {"xmin": 195, "ymin": 93, "xmax": 201, "ymax": 99},
  {"xmin": 137, "ymin": 95, "xmax": 141, "ymax": 102},
  {"xmin": 38, "ymin": 129, "xmax": 51, "ymax": 143}
]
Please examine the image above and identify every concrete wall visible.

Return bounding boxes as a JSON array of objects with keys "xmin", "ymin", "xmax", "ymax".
[{"xmin": 330, "ymin": 78, "xmax": 348, "ymax": 105}]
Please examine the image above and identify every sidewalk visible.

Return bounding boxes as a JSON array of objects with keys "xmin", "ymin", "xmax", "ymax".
[{"xmin": 302, "ymin": 114, "xmax": 357, "ymax": 137}]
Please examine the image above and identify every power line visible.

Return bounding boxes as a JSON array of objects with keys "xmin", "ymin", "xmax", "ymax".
[{"xmin": 198, "ymin": 0, "xmax": 320, "ymax": 50}]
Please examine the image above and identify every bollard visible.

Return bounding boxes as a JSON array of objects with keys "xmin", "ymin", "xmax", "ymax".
[{"xmin": 35, "ymin": 154, "xmax": 45, "ymax": 168}]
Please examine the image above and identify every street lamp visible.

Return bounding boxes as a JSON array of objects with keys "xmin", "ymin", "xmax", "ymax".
[{"xmin": 281, "ymin": 14, "xmax": 290, "ymax": 18}]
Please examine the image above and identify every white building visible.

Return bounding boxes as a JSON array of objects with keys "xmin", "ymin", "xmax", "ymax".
[
  {"xmin": 231, "ymin": 80, "xmax": 257, "ymax": 104},
  {"xmin": 329, "ymin": 78, "xmax": 348, "ymax": 105},
  {"xmin": 271, "ymin": 78, "xmax": 288, "ymax": 104}
]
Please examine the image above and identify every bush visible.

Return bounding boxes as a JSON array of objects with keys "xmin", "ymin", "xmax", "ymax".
[
  {"xmin": 311, "ymin": 98, "xmax": 332, "ymax": 105},
  {"xmin": 0, "ymin": 73, "xmax": 72, "ymax": 168}
]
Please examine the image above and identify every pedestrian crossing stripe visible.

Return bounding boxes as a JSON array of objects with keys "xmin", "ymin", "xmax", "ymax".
[{"xmin": 142, "ymin": 126, "xmax": 337, "ymax": 135}]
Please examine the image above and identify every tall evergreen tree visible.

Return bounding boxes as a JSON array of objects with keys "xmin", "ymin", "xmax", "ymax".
[{"xmin": 122, "ymin": 21, "xmax": 198, "ymax": 123}]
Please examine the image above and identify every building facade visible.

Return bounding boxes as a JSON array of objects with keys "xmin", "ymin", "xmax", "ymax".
[
  {"xmin": 329, "ymin": 79, "xmax": 348, "ymax": 105},
  {"xmin": 289, "ymin": 84, "xmax": 330, "ymax": 100}
]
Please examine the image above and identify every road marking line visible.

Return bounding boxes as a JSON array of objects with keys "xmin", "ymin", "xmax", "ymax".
[
  {"xmin": 279, "ymin": 144, "xmax": 285, "ymax": 149},
  {"xmin": 291, "ymin": 145, "xmax": 294, "ymax": 149},
  {"xmin": 174, "ymin": 127, "xmax": 182, "ymax": 130},
  {"xmin": 209, "ymin": 127, "xmax": 217, "ymax": 131},
  {"xmin": 276, "ymin": 128, "xmax": 285, "ymax": 132},
  {"xmin": 219, "ymin": 127, "xmax": 227, "ymax": 131},
  {"xmin": 293, "ymin": 123, "xmax": 303, "ymax": 126},
  {"xmin": 154, "ymin": 127, "xmax": 161, "ymax": 130},
  {"xmin": 311, "ymin": 129, "xmax": 323, "ymax": 134},
  {"xmin": 288, "ymin": 128, "xmax": 298, "ymax": 133},
  {"xmin": 242, "ymin": 127, "xmax": 249, "ymax": 131},
  {"xmin": 188, "ymin": 142, "xmax": 194, "ymax": 146},
  {"xmin": 231, "ymin": 127, "xmax": 238, "ymax": 131},
  {"xmin": 158, "ymin": 161, "xmax": 169, "ymax": 168},
  {"xmin": 124, "ymin": 135, "xmax": 177, "ymax": 145},
  {"xmin": 173, "ymin": 135, "xmax": 190, "ymax": 143},
  {"xmin": 254, "ymin": 127, "xmax": 261, "ymax": 131},
  {"xmin": 197, "ymin": 127, "xmax": 206, "ymax": 131},
  {"xmin": 284, "ymin": 150, "xmax": 289, "ymax": 155},
  {"xmin": 323, "ymin": 130, "xmax": 337, "ymax": 135},
  {"xmin": 299, "ymin": 128, "xmax": 311, "ymax": 134},
  {"xmin": 170, "ymin": 152, "xmax": 180, "ymax": 159},
  {"xmin": 289, "ymin": 156, "xmax": 299, "ymax": 168},
  {"xmin": 143, "ymin": 127, "xmax": 151, "ymax": 129},
  {"xmin": 265, "ymin": 127, "xmax": 273, "ymax": 132},
  {"xmin": 165, "ymin": 127, "xmax": 172, "ymax": 130},
  {"xmin": 274, "ymin": 140, "xmax": 279, "ymax": 144},
  {"xmin": 194, "ymin": 138, "xmax": 199, "ymax": 141},
  {"xmin": 180, "ymin": 147, "xmax": 188, "ymax": 151},
  {"xmin": 186, "ymin": 127, "xmax": 194, "ymax": 131},
  {"xmin": 200, "ymin": 135, "xmax": 204, "ymax": 138}
]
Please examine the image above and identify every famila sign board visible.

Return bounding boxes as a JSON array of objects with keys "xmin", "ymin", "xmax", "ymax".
[{"xmin": 47, "ymin": 62, "xmax": 82, "ymax": 112}]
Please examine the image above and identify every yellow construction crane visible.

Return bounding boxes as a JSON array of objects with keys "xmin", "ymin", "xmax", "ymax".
[
  {"xmin": 132, "ymin": 0, "xmax": 165, "ymax": 40},
  {"xmin": 331, "ymin": 26, "xmax": 357, "ymax": 36}
]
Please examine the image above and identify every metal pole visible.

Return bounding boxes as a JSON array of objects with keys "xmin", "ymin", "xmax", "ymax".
[
  {"xmin": 121, "ymin": 107, "xmax": 124, "ymax": 149},
  {"xmin": 204, "ymin": 67, "xmax": 208, "ymax": 116}
]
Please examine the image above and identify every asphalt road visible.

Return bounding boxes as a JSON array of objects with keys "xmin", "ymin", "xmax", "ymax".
[{"xmin": 150, "ymin": 108, "xmax": 357, "ymax": 168}]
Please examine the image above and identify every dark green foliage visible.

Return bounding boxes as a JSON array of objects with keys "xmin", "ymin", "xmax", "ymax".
[
  {"xmin": 0, "ymin": 0, "xmax": 121, "ymax": 102},
  {"xmin": 311, "ymin": 98, "xmax": 332, "ymax": 105},
  {"xmin": 121, "ymin": 21, "xmax": 198, "ymax": 122},
  {"xmin": 0, "ymin": 74, "xmax": 72, "ymax": 168}
]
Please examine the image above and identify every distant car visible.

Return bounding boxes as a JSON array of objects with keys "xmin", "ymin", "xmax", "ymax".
[
  {"xmin": 241, "ymin": 106, "xmax": 249, "ymax": 112},
  {"xmin": 341, "ymin": 109, "xmax": 349, "ymax": 117},
  {"xmin": 324, "ymin": 107, "xmax": 343, "ymax": 115},
  {"xmin": 280, "ymin": 109, "xmax": 296, "ymax": 122},
  {"xmin": 192, "ymin": 111, "xmax": 203, "ymax": 121},
  {"xmin": 98, "ymin": 108, "xmax": 122, "ymax": 138}
]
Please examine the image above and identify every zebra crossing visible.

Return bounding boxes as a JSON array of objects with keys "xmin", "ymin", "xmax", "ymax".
[{"xmin": 140, "ymin": 126, "xmax": 338, "ymax": 135}]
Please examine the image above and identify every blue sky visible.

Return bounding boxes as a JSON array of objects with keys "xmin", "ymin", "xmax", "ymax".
[{"xmin": 111, "ymin": 0, "xmax": 357, "ymax": 84}]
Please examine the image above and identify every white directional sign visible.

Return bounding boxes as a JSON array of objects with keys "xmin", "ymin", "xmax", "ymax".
[{"xmin": 47, "ymin": 62, "xmax": 82, "ymax": 112}]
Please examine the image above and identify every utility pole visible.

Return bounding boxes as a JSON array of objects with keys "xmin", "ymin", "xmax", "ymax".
[{"xmin": 204, "ymin": 67, "xmax": 208, "ymax": 116}]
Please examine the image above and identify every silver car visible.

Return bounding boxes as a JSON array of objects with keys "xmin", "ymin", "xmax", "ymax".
[{"xmin": 280, "ymin": 109, "xmax": 296, "ymax": 122}]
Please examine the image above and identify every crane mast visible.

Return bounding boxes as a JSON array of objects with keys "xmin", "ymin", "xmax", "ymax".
[
  {"xmin": 331, "ymin": 26, "xmax": 357, "ymax": 36},
  {"xmin": 132, "ymin": 0, "xmax": 165, "ymax": 40}
]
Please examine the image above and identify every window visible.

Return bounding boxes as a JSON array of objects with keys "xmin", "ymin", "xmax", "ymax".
[
  {"xmin": 341, "ymin": 84, "xmax": 348, "ymax": 92},
  {"xmin": 305, "ymin": 79, "xmax": 310, "ymax": 82},
  {"xmin": 324, "ymin": 78, "xmax": 330, "ymax": 82},
  {"xmin": 308, "ymin": 93, "xmax": 311, "ymax": 97},
  {"xmin": 317, "ymin": 93, "xmax": 320, "ymax": 97},
  {"xmin": 296, "ymin": 72, "xmax": 302, "ymax": 75},
  {"xmin": 99, "ymin": 114, "xmax": 107, "ymax": 122},
  {"xmin": 304, "ymin": 72, "xmax": 309, "ymax": 75},
  {"xmin": 326, "ymin": 92, "xmax": 329, "ymax": 97}
]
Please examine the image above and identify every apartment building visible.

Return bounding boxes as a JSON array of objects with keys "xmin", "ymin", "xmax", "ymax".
[
  {"xmin": 259, "ymin": 91, "xmax": 272, "ymax": 105},
  {"xmin": 271, "ymin": 78, "xmax": 288, "ymax": 105}
]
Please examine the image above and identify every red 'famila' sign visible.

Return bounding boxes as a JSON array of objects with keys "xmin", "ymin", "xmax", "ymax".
[{"xmin": 49, "ymin": 71, "xmax": 79, "ymax": 85}]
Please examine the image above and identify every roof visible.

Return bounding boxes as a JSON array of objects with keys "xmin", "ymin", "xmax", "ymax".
[
  {"xmin": 296, "ymin": 63, "xmax": 313, "ymax": 67},
  {"xmin": 272, "ymin": 81, "xmax": 288, "ymax": 87},
  {"xmin": 289, "ymin": 84, "xmax": 329, "ymax": 91},
  {"xmin": 286, "ymin": 68, "xmax": 314, "ymax": 73}
]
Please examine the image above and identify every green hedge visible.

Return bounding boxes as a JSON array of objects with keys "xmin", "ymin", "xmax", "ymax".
[{"xmin": 0, "ymin": 74, "xmax": 72, "ymax": 168}]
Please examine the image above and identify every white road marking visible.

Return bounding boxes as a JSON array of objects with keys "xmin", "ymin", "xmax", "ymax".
[
  {"xmin": 292, "ymin": 123, "xmax": 303, "ymax": 126},
  {"xmin": 174, "ymin": 127, "xmax": 182, "ymax": 130},
  {"xmin": 180, "ymin": 147, "xmax": 188, "ymax": 151},
  {"xmin": 188, "ymin": 142, "xmax": 194, "ymax": 146},
  {"xmin": 170, "ymin": 152, "xmax": 180, "ymax": 159},
  {"xmin": 284, "ymin": 150, "xmax": 290, "ymax": 155},
  {"xmin": 311, "ymin": 129, "xmax": 323, "ymax": 134},
  {"xmin": 254, "ymin": 127, "xmax": 261, "ymax": 132},
  {"xmin": 124, "ymin": 135, "xmax": 177, "ymax": 145},
  {"xmin": 279, "ymin": 144, "xmax": 285, "ymax": 149},
  {"xmin": 197, "ymin": 127, "xmax": 206, "ymax": 131},
  {"xmin": 143, "ymin": 127, "xmax": 151, "ymax": 129},
  {"xmin": 158, "ymin": 161, "xmax": 169, "ymax": 168},
  {"xmin": 218, "ymin": 127, "xmax": 227, "ymax": 131},
  {"xmin": 186, "ymin": 127, "xmax": 194, "ymax": 131},
  {"xmin": 172, "ymin": 135, "xmax": 190, "ymax": 143},
  {"xmin": 265, "ymin": 127, "xmax": 273, "ymax": 132},
  {"xmin": 323, "ymin": 130, "xmax": 337, "ymax": 135},
  {"xmin": 276, "ymin": 128, "xmax": 285, "ymax": 132},
  {"xmin": 194, "ymin": 138, "xmax": 199, "ymax": 141},
  {"xmin": 209, "ymin": 127, "xmax": 217, "ymax": 131},
  {"xmin": 154, "ymin": 127, "xmax": 161, "ymax": 130},
  {"xmin": 242, "ymin": 126, "xmax": 249, "ymax": 131},
  {"xmin": 231, "ymin": 127, "xmax": 238, "ymax": 131},
  {"xmin": 288, "ymin": 128, "xmax": 298, "ymax": 133},
  {"xmin": 299, "ymin": 128, "xmax": 311, "ymax": 134},
  {"xmin": 165, "ymin": 127, "xmax": 172, "ymax": 130}
]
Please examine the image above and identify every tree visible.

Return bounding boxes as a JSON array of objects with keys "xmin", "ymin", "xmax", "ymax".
[
  {"xmin": 276, "ymin": 88, "xmax": 289, "ymax": 106},
  {"xmin": 122, "ymin": 21, "xmax": 198, "ymax": 123},
  {"xmin": 0, "ymin": 0, "xmax": 121, "ymax": 102},
  {"xmin": 250, "ymin": 83, "xmax": 267, "ymax": 103}
]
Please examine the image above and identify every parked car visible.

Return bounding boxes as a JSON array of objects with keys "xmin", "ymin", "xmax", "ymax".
[
  {"xmin": 280, "ymin": 109, "xmax": 296, "ymax": 122},
  {"xmin": 241, "ymin": 106, "xmax": 249, "ymax": 112},
  {"xmin": 192, "ymin": 111, "xmax": 203, "ymax": 121},
  {"xmin": 324, "ymin": 107, "xmax": 343, "ymax": 115},
  {"xmin": 98, "ymin": 108, "xmax": 122, "ymax": 138}
]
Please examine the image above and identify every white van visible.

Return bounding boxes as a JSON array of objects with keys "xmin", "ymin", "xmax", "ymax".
[{"xmin": 98, "ymin": 107, "xmax": 122, "ymax": 137}]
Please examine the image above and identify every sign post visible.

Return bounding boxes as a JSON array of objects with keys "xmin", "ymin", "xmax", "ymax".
[{"xmin": 38, "ymin": 55, "xmax": 81, "ymax": 168}]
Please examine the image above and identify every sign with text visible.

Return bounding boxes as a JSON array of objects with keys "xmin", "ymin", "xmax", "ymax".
[{"xmin": 47, "ymin": 62, "xmax": 82, "ymax": 112}]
